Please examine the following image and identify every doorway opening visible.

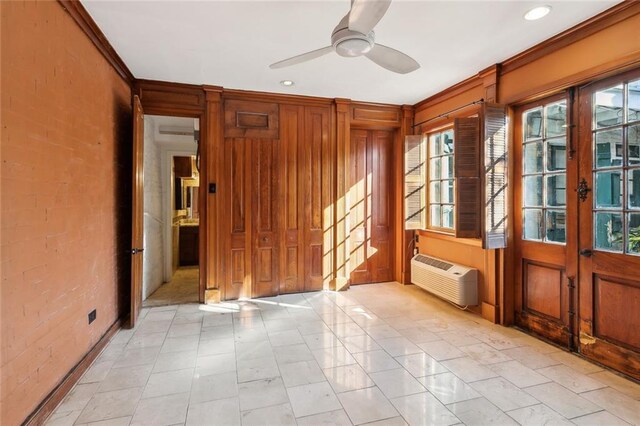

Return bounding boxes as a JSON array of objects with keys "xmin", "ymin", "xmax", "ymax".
[{"xmin": 142, "ymin": 115, "xmax": 201, "ymax": 307}]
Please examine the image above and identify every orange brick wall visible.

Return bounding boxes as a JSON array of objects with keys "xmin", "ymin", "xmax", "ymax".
[{"xmin": 1, "ymin": 1, "xmax": 132, "ymax": 424}]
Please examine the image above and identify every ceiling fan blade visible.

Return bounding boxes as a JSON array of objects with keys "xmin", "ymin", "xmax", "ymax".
[
  {"xmin": 365, "ymin": 43, "xmax": 420, "ymax": 74},
  {"xmin": 348, "ymin": 0, "xmax": 392, "ymax": 34},
  {"xmin": 270, "ymin": 46, "xmax": 334, "ymax": 69}
]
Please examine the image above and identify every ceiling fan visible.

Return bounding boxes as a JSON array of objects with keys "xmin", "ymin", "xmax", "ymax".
[{"xmin": 270, "ymin": 0, "xmax": 419, "ymax": 74}]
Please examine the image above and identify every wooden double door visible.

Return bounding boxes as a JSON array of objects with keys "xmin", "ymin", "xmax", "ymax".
[
  {"xmin": 349, "ymin": 129, "xmax": 394, "ymax": 285},
  {"xmin": 515, "ymin": 69, "xmax": 640, "ymax": 379},
  {"xmin": 222, "ymin": 103, "xmax": 331, "ymax": 300}
]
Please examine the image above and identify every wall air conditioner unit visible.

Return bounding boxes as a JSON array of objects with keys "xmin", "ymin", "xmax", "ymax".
[{"xmin": 411, "ymin": 254, "xmax": 478, "ymax": 306}]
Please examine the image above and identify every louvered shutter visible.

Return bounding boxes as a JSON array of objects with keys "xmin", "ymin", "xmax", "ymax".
[
  {"xmin": 404, "ymin": 135, "xmax": 426, "ymax": 230},
  {"xmin": 483, "ymin": 104, "xmax": 508, "ymax": 249},
  {"xmin": 454, "ymin": 117, "xmax": 481, "ymax": 238}
]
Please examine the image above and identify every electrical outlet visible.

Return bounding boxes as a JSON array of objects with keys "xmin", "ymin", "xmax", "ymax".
[
  {"xmin": 414, "ymin": 234, "xmax": 419, "ymax": 243},
  {"xmin": 88, "ymin": 309, "xmax": 97, "ymax": 325}
]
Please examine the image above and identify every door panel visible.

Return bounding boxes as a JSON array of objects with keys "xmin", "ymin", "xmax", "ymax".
[
  {"xmin": 349, "ymin": 129, "xmax": 394, "ymax": 285},
  {"xmin": 514, "ymin": 94, "xmax": 575, "ymax": 348},
  {"xmin": 129, "ymin": 95, "xmax": 144, "ymax": 328},
  {"xmin": 252, "ymin": 138, "xmax": 278, "ymax": 298},
  {"xmin": 577, "ymin": 70, "xmax": 640, "ymax": 379}
]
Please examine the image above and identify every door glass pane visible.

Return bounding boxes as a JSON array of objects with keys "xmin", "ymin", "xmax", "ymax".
[
  {"xmin": 442, "ymin": 155, "xmax": 454, "ymax": 179},
  {"xmin": 546, "ymin": 174, "xmax": 566, "ymax": 207},
  {"xmin": 524, "ymin": 176, "xmax": 543, "ymax": 207},
  {"xmin": 546, "ymin": 210, "xmax": 566, "ymax": 243},
  {"xmin": 430, "ymin": 158, "xmax": 441, "ymax": 180},
  {"xmin": 442, "ymin": 205, "xmax": 454, "ymax": 229},
  {"xmin": 523, "ymin": 142, "xmax": 543, "ymax": 174},
  {"xmin": 524, "ymin": 108, "xmax": 543, "ymax": 141},
  {"xmin": 595, "ymin": 212, "xmax": 623, "ymax": 252},
  {"xmin": 595, "ymin": 171, "xmax": 622, "ymax": 208},
  {"xmin": 442, "ymin": 130, "xmax": 454, "ymax": 154},
  {"xmin": 545, "ymin": 102, "xmax": 567, "ymax": 137},
  {"xmin": 523, "ymin": 209, "xmax": 543, "ymax": 241},
  {"xmin": 629, "ymin": 169, "xmax": 640, "ymax": 209},
  {"xmin": 429, "ymin": 181, "xmax": 441, "ymax": 203},
  {"xmin": 594, "ymin": 84, "xmax": 623, "ymax": 129},
  {"xmin": 628, "ymin": 213, "xmax": 640, "ymax": 255},
  {"xmin": 430, "ymin": 205, "xmax": 441, "ymax": 227},
  {"xmin": 628, "ymin": 79, "xmax": 640, "ymax": 123},
  {"xmin": 546, "ymin": 138, "xmax": 566, "ymax": 171},
  {"xmin": 628, "ymin": 124, "xmax": 640, "ymax": 166},
  {"xmin": 594, "ymin": 128, "xmax": 623, "ymax": 168},
  {"xmin": 430, "ymin": 133, "xmax": 441, "ymax": 157},
  {"xmin": 441, "ymin": 180, "xmax": 454, "ymax": 204}
]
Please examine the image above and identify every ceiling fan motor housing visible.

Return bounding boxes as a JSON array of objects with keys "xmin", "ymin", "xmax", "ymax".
[{"xmin": 331, "ymin": 16, "xmax": 375, "ymax": 57}]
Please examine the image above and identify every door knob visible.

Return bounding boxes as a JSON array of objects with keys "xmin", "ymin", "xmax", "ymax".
[{"xmin": 579, "ymin": 249, "xmax": 592, "ymax": 257}]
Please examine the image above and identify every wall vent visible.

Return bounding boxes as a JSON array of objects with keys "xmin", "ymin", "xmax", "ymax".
[{"xmin": 413, "ymin": 254, "xmax": 453, "ymax": 271}]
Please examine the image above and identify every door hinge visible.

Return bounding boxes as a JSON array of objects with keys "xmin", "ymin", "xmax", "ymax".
[{"xmin": 577, "ymin": 178, "xmax": 591, "ymax": 202}]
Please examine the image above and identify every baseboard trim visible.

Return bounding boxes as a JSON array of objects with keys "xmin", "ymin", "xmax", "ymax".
[{"xmin": 22, "ymin": 317, "xmax": 124, "ymax": 426}]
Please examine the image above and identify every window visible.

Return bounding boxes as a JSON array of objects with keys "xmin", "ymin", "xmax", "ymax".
[
  {"xmin": 592, "ymin": 79, "xmax": 640, "ymax": 254},
  {"xmin": 522, "ymin": 100, "xmax": 567, "ymax": 243},
  {"xmin": 428, "ymin": 128, "xmax": 455, "ymax": 230}
]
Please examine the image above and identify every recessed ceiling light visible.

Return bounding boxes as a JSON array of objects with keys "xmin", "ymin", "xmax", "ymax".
[
  {"xmin": 280, "ymin": 80, "xmax": 294, "ymax": 87},
  {"xmin": 524, "ymin": 5, "xmax": 551, "ymax": 21}
]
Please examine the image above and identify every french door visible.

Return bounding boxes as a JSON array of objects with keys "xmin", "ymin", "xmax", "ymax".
[{"xmin": 515, "ymin": 69, "xmax": 640, "ymax": 379}]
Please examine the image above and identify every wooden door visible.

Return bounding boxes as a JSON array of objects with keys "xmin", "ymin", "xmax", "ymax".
[
  {"xmin": 514, "ymin": 93, "xmax": 578, "ymax": 348},
  {"xmin": 130, "ymin": 95, "xmax": 144, "ymax": 328},
  {"xmin": 252, "ymin": 138, "xmax": 279, "ymax": 298},
  {"xmin": 576, "ymin": 70, "xmax": 640, "ymax": 379},
  {"xmin": 349, "ymin": 129, "xmax": 394, "ymax": 285}
]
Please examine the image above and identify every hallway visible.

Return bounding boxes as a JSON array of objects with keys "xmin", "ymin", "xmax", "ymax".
[
  {"xmin": 143, "ymin": 267, "xmax": 199, "ymax": 308},
  {"xmin": 46, "ymin": 283, "xmax": 640, "ymax": 425}
]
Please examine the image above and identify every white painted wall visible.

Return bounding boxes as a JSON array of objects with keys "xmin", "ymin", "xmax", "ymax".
[{"xmin": 143, "ymin": 116, "xmax": 165, "ymax": 300}]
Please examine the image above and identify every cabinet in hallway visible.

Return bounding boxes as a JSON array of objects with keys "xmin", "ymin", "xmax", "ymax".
[
  {"xmin": 221, "ymin": 100, "xmax": 332, "ymax": 299},
  {"xmin": 349, "ymin": 129, "xmax": 394, "ymax": 285}
]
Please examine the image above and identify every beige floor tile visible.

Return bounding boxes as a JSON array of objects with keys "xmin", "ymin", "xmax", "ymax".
[
  {"xmin": 537, "ymin": 365, "xmax": 606, "ymax": 393},
  {"xmin": 267, "ymin": 329, "xmax": 304, "ymax": 346},
  {"xmin": 76, "ymin": 387, "xmax": 143, "ymax": 424},
  {"xmin": 376, "ymin": 337, "xmax": 422, "ymax": 357},
  {"xmin": 395, "ymin": 352, "xmax": 448, "ymax": 378},
  {"xmin": 312, "ymin": 345, "xmax": 357, "ymax": 368},
  {"xmin": 237, "ymin": 355, "xmax": 280, "ymax": 383},
  {"xmin": 142, "ymin": 368, "xmax": 194, "ymax": 399},
  {"xmin": 152, "ymin": 350, "xmax": 197, "ymax": 373},
  {"xmin": 130, "ymin": 392, "xmax": 189, "ymax": 426},
  {"xmin": 296, "ymin": 409, "xmax": 353, "ymax": 425},
  {"xmin": 98, "ymin": 365, "xmax": 153, "ymax": 393},
  {"xmin": 419, "ymin": 372, "xmax": 480, "ymax": 405},
  {"xmin": 324, "ymin": 364, "xmax": 375, "ymax": 393},
  {"xmin": 55, "ymin": 383, "xmax": 101, "ymax": 413},
  {"xmin": 470, "ymin": 377, "xmax": 539, "ymax": 411},
  {"xmin": 238, "ymin": 377, "xmax": 288, "ymax": 411},
  {"xmin": 338, "ymin": 387, "xmax": 399, "ymax": 425},
  {"xmin": 369, "ymin": 368, "xmax": 425, "ymax": 399},
  {"xmin": 571, "ymin": 410, "xmax": 631, "ymax": 425},
  {"xmin": 45, "ymin": 410, "xmax": 82, "ymax": 426},
  {"xmin": 274, "ymin": 343, "xmax": 315, "ymax": 365},
  {"xmin": 418, "ymin": 340, "xmax": 464, "ymax": 361},
  {"xmin": 190, "ymin": 370, "xmax": 238, "ymax": 404},
  {"xmin": 441, "ymin": 356, "xmax": 498, "ymax": 383},
  {"xmin": 241, "ymin": 403, "xmax": 297, "ymax": 426},
  {"xmin": 506, "ymin": 403, "xmax": 573, "ymax": 426},
  {"xmin": 280, "ymin": 360, "xmax": 326, "ymax": 388},
  {"xmin": 580, "ymin": 386, "xmax": 640, "ymax": 425},
  {"xmin": 186, "ymin": 396, "xmax": 241, "ymax": 426},
  {"xmin": 587, "ymin": 370, "xmax": 640, "ymax": 400},
  {"xmin": 525, "ymin": 382, "xmax": 602, "ymax": 419},
  {"xmin": 303, "ymin": 331, "xmax": 342, "ymax": 349},
  {"xmin": 352, "ymin": 350, "xmax": 401, "ymax": 373},
  {"xmin": 459, "ymin": 343, "xmax": 512, "ymax": 365},
  {"xmin": 391, "ymin": 392, "xmax": 460, "ymax": 426},
  {"xmin": 489, "ymin": 360, "xmax": 550, "ymax": 388},
  {"xmin": 447, "ymin": 397, "xmax": 518, "ymax": 426},
  {"xmin": 286, "ymin": 381, "xmax": 342, "ymax": 417}
]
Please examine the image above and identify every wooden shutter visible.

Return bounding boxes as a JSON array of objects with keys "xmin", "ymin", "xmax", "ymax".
[
  {"xmin": 404, "ymin": 135, "xmax": 426, "ymax": 230},
  {"xmin": 454, "ymin": 117, "xmax": 481, "ymax": 238},
  {"xmin": 483, "ymin": 103, "xmax": 508, "ymax": 249}
]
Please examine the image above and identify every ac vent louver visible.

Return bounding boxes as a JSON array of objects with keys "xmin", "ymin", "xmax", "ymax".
[{"xmin": 414, "ymin": 255, "xmax": 453, "ymax": 271}]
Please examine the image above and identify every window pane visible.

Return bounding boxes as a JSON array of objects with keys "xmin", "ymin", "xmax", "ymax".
[
  {"xmin": 441, "ymin": 180, "xmax": 454, "ymax": 204},
  {"xmin": 442, "ymin": 130, "xmax": 454, "ymax": 154},
  {"xmin": 546, "ymin": 138, "xmax": 566, "ymax": 171},
  {"xmin": 524, "ymin": 176, "xmax": 543, "ymax": 207},
  {"xmin": 523, "ymin": 142, "xmax": 543, "ymax": 174},
  {"xmin": 595, "ymin": 171, "xmax": 622, "ymax": 208},
  {"xmin": 430, "ymin": 205, "xmax": 441, "ymax": 228},
  {"xmin": 628, "ymin": 213, "xmax": 640, "ymax": 255},
  {"xmin": 628, "ymin": 79, "xmax": 640, "ymax": 124},
  {"xmin": 524, "ymin": 108, "xmax": 543, "ymax": 141},
  {"xmin": 545, "ymin": 102, "xmax": 567, "ymax": 138},
  {"xmin": 442, "ymin": 205, "xmax": 454, "ymax": 229},
  {"xmin": 546, "ymin": 174, "xmax": 566, "ymax": 207},
  {"xmin": 523, "ymin": 209, "xmax": 543, "ymax": 241},
  {"xmin": 442, "ymin": 155, "xmax": 454, "ymax": 179},
  {"xmin": 628, "ymin": 124, "xmax": 640, "ymax": 166},
  {"xmin": 429, "ymin": 158, "xmax": 441, "ymax": 180},
  {"xmin": 594, "ymin": 212, "xmax": 623, "ymax": 252},
  {"xmin": 430, "ymin": 133, "xmax": 441, "ymax": 157},
  {"xmin": 628, "ymin": 169, "xmax": 640, "ymax": 209},
  {"xmin": 429, "ymin": 181, "xmax": 441, "ymax": 203},
  {"xmin": 546, "ymin": 210, "xmax": 566, "ymax": 243},
  {"xmin": 594, "ymin": 128, "xmax": 623, "ymax": 168},
  {"xmin": 594, "ymin": 85, "xmax": 623, "ymax": 129}
]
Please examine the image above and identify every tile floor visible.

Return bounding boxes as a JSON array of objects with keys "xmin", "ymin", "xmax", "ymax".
[
  {"xmin": 46, "ymin": 282, "xmax": 640, "ymax": 426},
  {"xmin": 143, "ymin": 267, "xmax": 199, "ymax": 307}
]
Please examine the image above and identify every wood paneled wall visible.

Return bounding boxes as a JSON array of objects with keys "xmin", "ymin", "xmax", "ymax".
[{"xmin": 412, "ymin": 2, "xmax": 640, "ymax": 324}]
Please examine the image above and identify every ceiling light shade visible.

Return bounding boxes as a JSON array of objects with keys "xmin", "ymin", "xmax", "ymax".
[
  {"xmin": 280, "ymin": 80, "xmax": 294, "ymax": 87},
  {"xmin": 524, "ymin": 5, "xmax": 551, "ymax": 21}
]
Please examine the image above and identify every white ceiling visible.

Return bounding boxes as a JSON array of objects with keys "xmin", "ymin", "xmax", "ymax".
[{"xmin": 82, "ymin": 0, "xmax": 618, "ymax": 105}]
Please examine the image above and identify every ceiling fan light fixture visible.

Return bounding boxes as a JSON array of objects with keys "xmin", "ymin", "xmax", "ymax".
[
  {"xmin": 280, "ymin": 80, "xmax": 295, "ymax": 87},
  {"xmin": 335, "ymin": 37, "xmax": 373, "ymax": 57},
  {"xmin": 524, "ymin": 5, "xmax": 551, "ymax": 21}
]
